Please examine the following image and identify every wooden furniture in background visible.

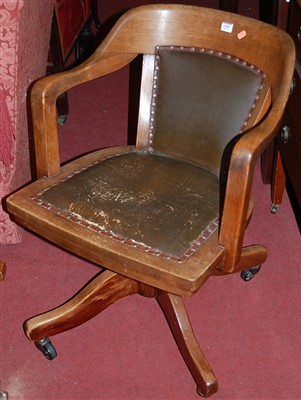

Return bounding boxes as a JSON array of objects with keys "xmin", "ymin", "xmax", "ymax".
[
  {"xmin": 0, "ymin": 261, "xmax": 6, "ymax": 281},
  {"xmin": 6, "ymin": 5, "xmax": 295, "ymax": 397},
  {"xmin": 219, "ymin": 0, "xmax": 238, "ymax": 13},
  {"xmin": 267, "ymin": 0, "xmax": 301, "ymax": 221},
  {"xmin": 259, "ymin": 0, "xmax": 290, "ymax": 201},
  {"xmin": 49, "ymin": 0, "xmax": 100, "ymax": 124},
  {"xmin": 54, "ymin": 0, "xmax": 95, "ymax": 60}
]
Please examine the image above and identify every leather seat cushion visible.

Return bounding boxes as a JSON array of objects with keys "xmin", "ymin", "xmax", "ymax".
[{"xmin": 34, "ymin": 151, "xmax": 219, "ymax": 262}]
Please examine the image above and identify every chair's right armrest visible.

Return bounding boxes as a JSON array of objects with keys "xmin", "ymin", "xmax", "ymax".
[
  {"xmin": 31, "ymin": 52, "xmax": 137, "ymax": 179},
  {"xmin": 218, "ymin": 102, "xmax": 286, "ymax": 273}
]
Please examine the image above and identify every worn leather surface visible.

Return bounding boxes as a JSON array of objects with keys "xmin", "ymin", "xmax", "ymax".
[
  {"xmin": 38, "ymin": 152, "xmax": 219, "ymax": 261},
  {"xmin": 151, "ymin": 48, "xmax": 265, "ymax": 175},
  {"xmin": 35, "ymin": 48, "xmax": 265, "ymax": 261}
]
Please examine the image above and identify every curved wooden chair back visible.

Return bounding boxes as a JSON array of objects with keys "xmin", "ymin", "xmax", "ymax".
[{"xmin": 6, "ymin": 5, "xmax": 295, "ymax": 398}]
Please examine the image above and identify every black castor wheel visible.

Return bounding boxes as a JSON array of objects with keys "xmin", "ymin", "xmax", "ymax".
[
  {"xmin": 271, "ymin": 204, "xmax": 279, "ymax": 214},
  {"xmin": 240, "ymin": 265, "xmax": 261, "ymax": 282},
  {"xmin": 35, "ymin": 337, "xmax": 57, "ymax": 360}
]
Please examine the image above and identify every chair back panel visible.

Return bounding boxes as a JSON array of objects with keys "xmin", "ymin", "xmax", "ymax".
[
  {"xmin": 33, "ymin": 5, "xmax": 294, "ymax": 179},
  {"xmin": 99, "ymin": 5, "xmax": 294, "ymax": 102},
  {"xmin": 148, "ymin": 47, "xmax": 267, "ymax": 174}
]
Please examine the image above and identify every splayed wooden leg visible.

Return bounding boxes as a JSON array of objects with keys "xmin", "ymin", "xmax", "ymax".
[
  {"xmin": 25, "ymin": 270, "xmax": 138, "ymax": 341},
  {"xmin": 157, "ymin": 291, "xmax": 218, "ymax": 397}
]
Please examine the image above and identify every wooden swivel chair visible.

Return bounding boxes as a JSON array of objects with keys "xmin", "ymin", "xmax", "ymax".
[{"xmin": 7, "ymin": 5, "xmax": 295, "ymax": 397}]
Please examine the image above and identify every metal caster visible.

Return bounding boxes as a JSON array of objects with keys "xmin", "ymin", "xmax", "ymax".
[
  {"xmin": 58, "ymin": 115, "xmax": 67, "ymax": 126},
  {"xmin": 0, "ymin": 391, "xmax": 8, "ymax": 400},
  {"xmin": 35, "ymin": 337, "xmax": 57, "ymax": 360},
  {"xmin": 240, "ymin": 265, "xmax": 261, "ymax": 282},
  {"xmin": 271, "ymin": 204, "xmax": 279, "ymax": 214}
]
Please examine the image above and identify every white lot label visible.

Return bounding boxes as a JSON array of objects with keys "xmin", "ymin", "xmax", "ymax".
[{"xmin": 221, "ymin": 22, "xmax": 234, "ymax": 33}]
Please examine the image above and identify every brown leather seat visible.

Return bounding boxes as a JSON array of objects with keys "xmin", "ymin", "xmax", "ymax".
[{"xmin": 6, "ymin": 5, "xmax": 295, "ymax": 397}]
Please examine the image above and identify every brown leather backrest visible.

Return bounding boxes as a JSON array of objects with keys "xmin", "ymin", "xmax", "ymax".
[{"xmin": 147, "ymin": 47, "xmax": 268, "ymax": 175}]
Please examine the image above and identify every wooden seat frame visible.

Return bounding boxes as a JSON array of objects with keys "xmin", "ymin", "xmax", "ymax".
[{"xmin": 7, "ymin": 5, "xmax": 295, "ymax": 397}]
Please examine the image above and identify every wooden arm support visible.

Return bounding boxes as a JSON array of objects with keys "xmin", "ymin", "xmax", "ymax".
[
  {"xmin": 219, "ymin": 105, "xmax": 285, "ymax": 272},
  {"xmin": 31, "ymin": 52, "xmax": 137, "ymax": 178}
]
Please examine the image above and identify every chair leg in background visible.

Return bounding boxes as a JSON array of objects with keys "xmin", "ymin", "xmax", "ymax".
[
  {"xmin": 0, "ymin": 261, "xmax": 6, "ymax": 281},
  {"xmin": 271, "ymin": 148, "xmax": 286, "ymax": 214}
]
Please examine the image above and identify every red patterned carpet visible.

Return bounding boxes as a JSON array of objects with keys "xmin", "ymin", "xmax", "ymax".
[{"xmin": 1, "ymin": 1, "xmax": 301, "ymax": 399}]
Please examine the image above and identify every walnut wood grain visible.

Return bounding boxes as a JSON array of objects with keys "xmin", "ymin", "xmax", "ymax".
[
  {"xmin": 25, "ymin": 270, "xmax": 139, "ymax": 341},
  {"xmin": 6, "ymin": 5, "xmax": 295, "ymax": 397},
  {"xmin": 157, "ymin": 291, "xmax": 218, "ymax": 397}
]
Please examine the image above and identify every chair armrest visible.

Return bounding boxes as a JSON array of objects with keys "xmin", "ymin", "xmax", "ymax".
[
  {"xmin": 218, "ymin": 102, "xmax": 285, "ymax": 272},
  {"xmin": 31, "ymin": 51, "xmax": 137, "ymax": 178}
]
